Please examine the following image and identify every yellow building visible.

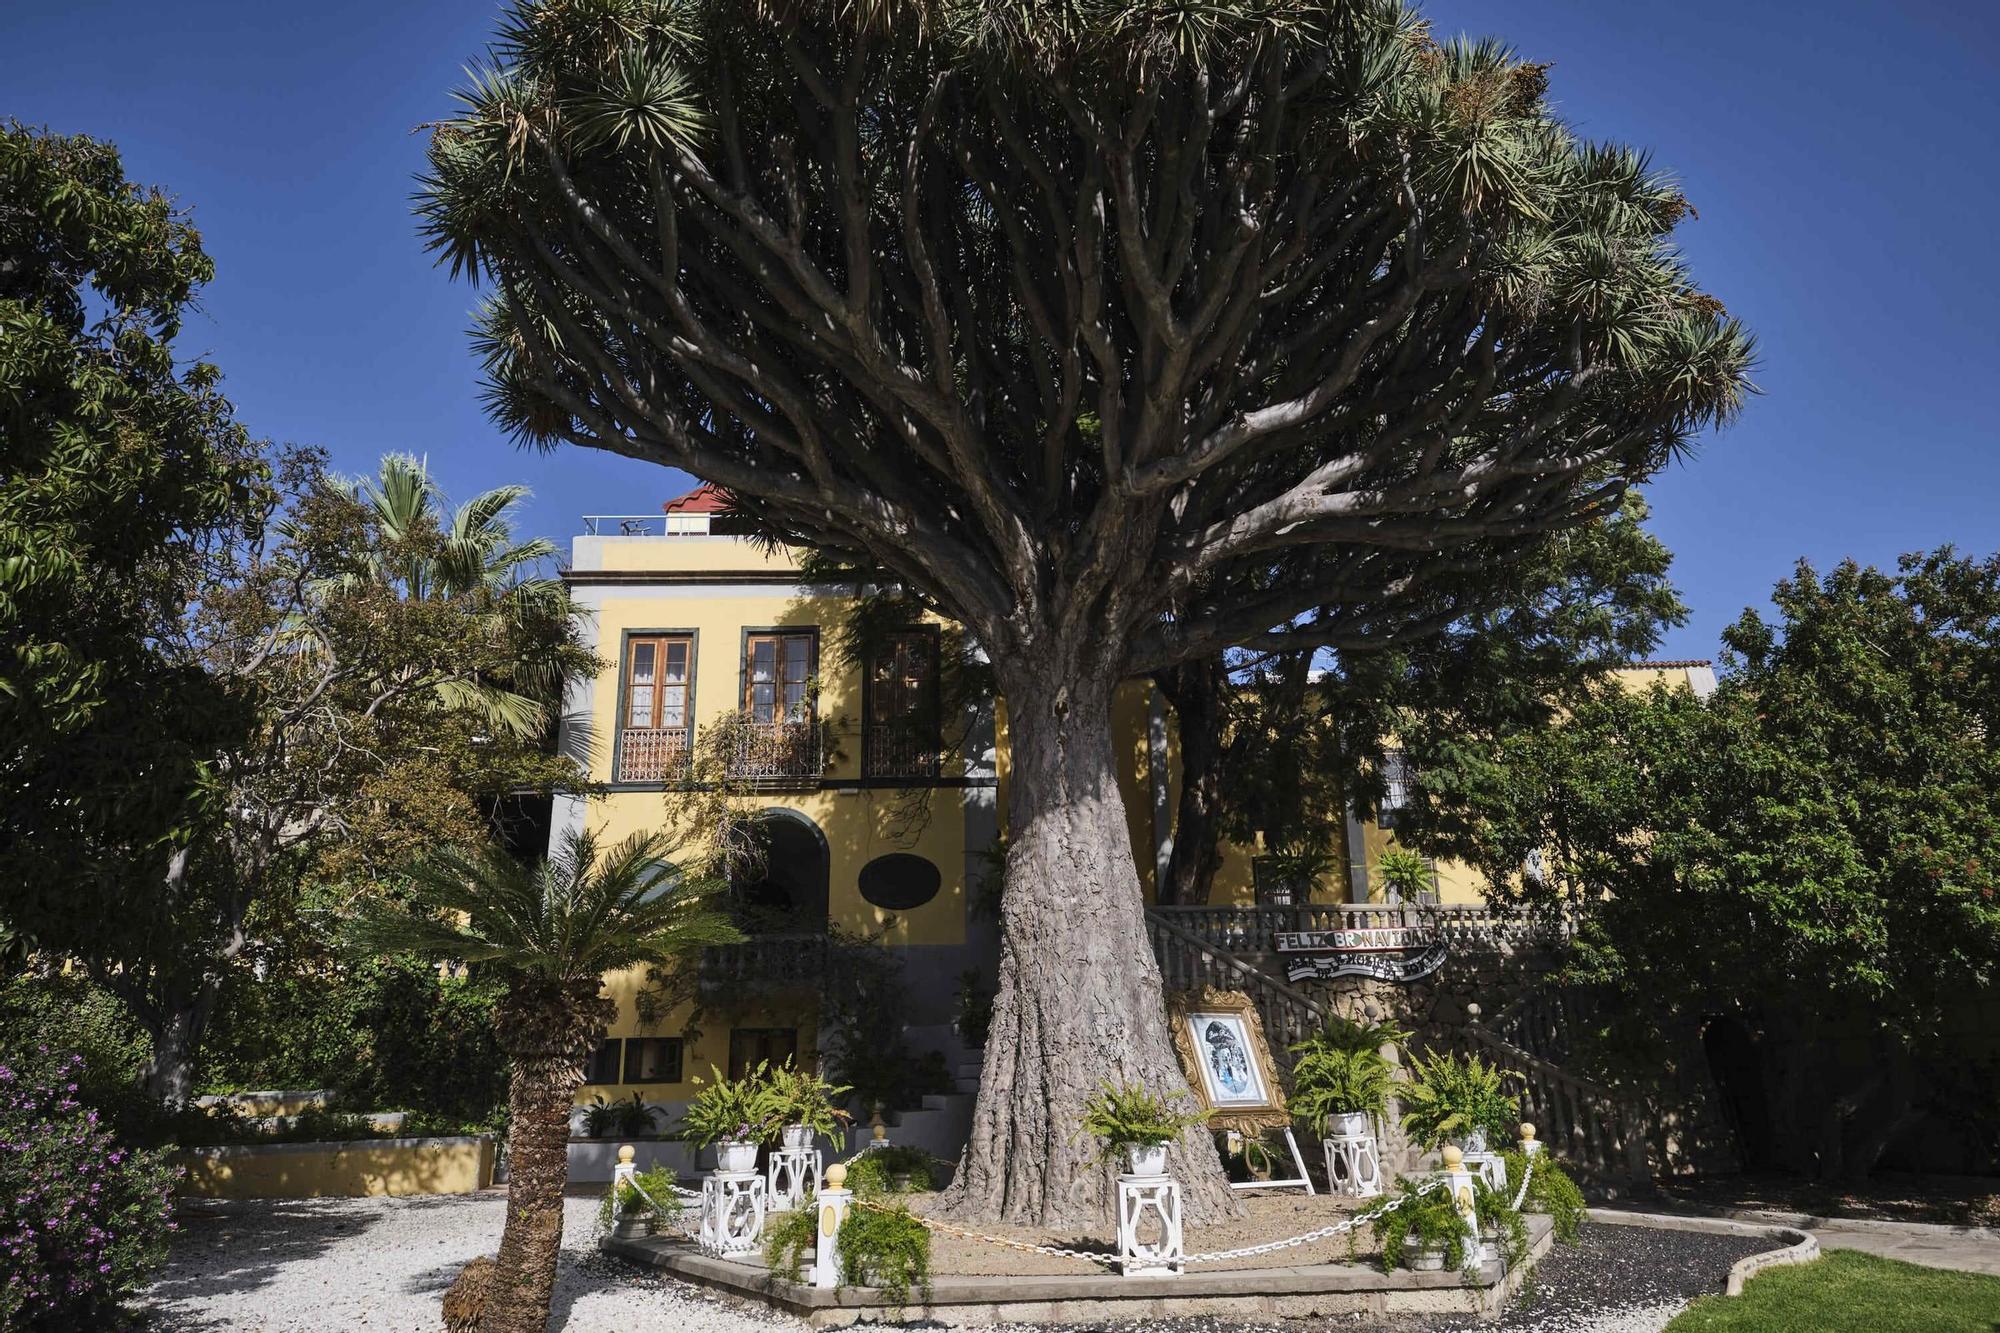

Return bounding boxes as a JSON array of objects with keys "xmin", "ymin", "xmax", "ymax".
[{"xmin": 552, "ymin": 486, "xmax": 1714, "ymax": 1158}]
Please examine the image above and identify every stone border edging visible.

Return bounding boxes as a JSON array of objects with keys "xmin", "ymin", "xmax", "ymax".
[
  {"xmin": 1670, "ymin": 1203, "xmax": 2000, "ymax": 1242},
  {"xmin": 1586, "ymin": 1207, "xmax": 1818, "ymax": 1297}
]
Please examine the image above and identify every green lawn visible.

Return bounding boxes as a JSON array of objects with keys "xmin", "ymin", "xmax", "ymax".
[{"xmin": 1668, "ymin": 1250, "xmax": 2000, "ymax": 1332}]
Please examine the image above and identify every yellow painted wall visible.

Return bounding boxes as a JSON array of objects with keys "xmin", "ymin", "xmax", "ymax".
[
  {"xmin": 177, "ymin": 1136, "xmax": 495, "ymax": 1199},
  {"xmin": 564, "ymin": 526, "xmax": 1715, "ymax": 1101}
]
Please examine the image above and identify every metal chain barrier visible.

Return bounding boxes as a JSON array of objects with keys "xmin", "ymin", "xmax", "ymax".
[
  {"xmin": 855, "ymin": 1198, "xmax": 1119, "ymax": 1266},
  {"xmin": 1182, "ymin": 1175, "xmax": 1446, "ymax": 1264},
  {"xmin": 851, "ymin": 1175, "xmax": 1451, "ymax": 1270},
  {"xmin": 1509, "ymin": 1154, "xmax": 1535, "ymax": 1212}
]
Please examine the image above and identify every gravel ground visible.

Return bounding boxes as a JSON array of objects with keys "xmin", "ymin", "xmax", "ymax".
[
  {"xmin": 142, "ymin": 1190, "xmax": 792, "ymax": 1332},
  {"xmin": 144, "ymin": 1199, "xmax": 1767, "ymax": 1333}
]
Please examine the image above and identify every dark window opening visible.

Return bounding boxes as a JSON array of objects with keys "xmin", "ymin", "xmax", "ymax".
[
  {"xmin": 582, "ymin": 1038, "xmax": 623, "ymax": 1084},
  {"xmin": 728, "ymin": 1028, "xmax": 798, "ymax": 1081},
  {"xmin": 623, "ymin": 1037, "xmax": 684, "ymax": 1084}
]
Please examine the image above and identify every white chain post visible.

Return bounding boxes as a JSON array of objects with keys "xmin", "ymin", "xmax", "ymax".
[
  {"xmin": 767, "ymin": 1146, "xmax": 821, "ymax": 1211},
  {"xmin": 1518, "ymin": 1121, "xmax": 1542, "ymax": 1157},
  {"xmin": 812, "ymin": 1163, "xmax": 853, "ymax": 1288},
  {"xmin": 608, "ymin": 1144, "xmax": 641, "ymax": 1238},
  {"xmin": 1440, "ymin": 1145, "xmax": 1484, "ymax": 1270},
  {"xmin": 1116, "ymin": 1163, "xmax": 1184, "ymax": 1277},
  {"xmin": 699, "ymin": 1162, "xmax": 767, "ymax": 1257}
]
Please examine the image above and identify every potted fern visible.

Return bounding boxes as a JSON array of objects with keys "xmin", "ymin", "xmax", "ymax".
[
  {"xmin": 764, "ymin": 1059, "xmax": 853, "ymax": 1152},
  {"xmin": 1287, "ymin": 1016, "xmax": 1407, "ymax": 1139},
  {"xmin": 681, "ymin": 1064, "xmax": 773, "ymax": 1172},
  {"xmin": 1079, "ymin": 1082, "xmax": 1209, "ymax": 1177},
  {"xmin": 1398, "ymin": 1051, "xmax": 1519, "ymax": 1154}
]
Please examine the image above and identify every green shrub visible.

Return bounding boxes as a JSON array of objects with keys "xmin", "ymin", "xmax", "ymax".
[
  {"xmin": 763, "ymin": 1195, "xmax": 819, "ymax": 1279},
  {"xmin": 598, "ymin": 1166, "xmax": 684, "ymax": 1230},
  {"xmin": 765, "ymin": 1191, "xmax": 933, "ymax": 1311},
  {"xmin": 0, "ymin": 1048, "xmax": 177, "ymax": 1329},
  {"xmin": 680, "ymin": 1064, "xmax": 773, "ymax": 1147},
  {"xmin": 838, "ymin": 1202, "xmax": 931, "ymax": 1312},
  {"xmin": 581, "ymin": 1092, "xmax": 659, "ymax": 1139},
  {"xmin": 762, "ymin": 1061, "xmax": 853, "ymax": 1150},
  {"xmin": 1503, "ymin": 1149, "xmax": 1586, "ymax": 1243},
  {"xmin": 844, "ymin": 1146, "xmax": 947, "ymax": 1198},
  {"xmin": 1398, "ymin": 1051, "xmax": 1519, "ymax": 1150},
  {"xmin": 1078, "ymin": 1082, "xmax": 1208, "ymax": 1159},
  {"xmin": 1371, "ymin": 1173, "xmax": 1525, "ymax": 1273}
]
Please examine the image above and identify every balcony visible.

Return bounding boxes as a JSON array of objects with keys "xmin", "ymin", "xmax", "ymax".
[
  {"xmin": 699, "ymin": 932, "xmax": 830, "ymax": 995},
  {"xmin": 617, "ymin": 727, "xmax": 690, "ymax": 783},
  {"xmin": 1148, "ymin": 902, "xmax": 1558, "ymax": 955},
  {"xmin": 729, "ymin": 719, "xmax": 823, "ymax": 788},
  {"xmin": 862, "ymin": 723, "xmax": 942, "ymax": 782}
]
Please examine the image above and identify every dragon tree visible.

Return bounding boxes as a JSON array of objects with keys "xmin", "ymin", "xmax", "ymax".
[{"xmin": 422, "ymin": 0, "xmax": 1753, "ymax": 1225}]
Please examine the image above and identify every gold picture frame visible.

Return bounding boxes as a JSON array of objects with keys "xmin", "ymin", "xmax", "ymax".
[{"xmin": 1167, "ymin": 987, "xmax": 1291, "ymax": 1134}]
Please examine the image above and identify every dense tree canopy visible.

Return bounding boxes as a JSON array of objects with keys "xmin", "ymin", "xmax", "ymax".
[
  {"xmin": 0, "ymin": 123, "xmax": 268, "ymax": 927},
  {"xmin": 1438, "ymin": 550, "xmax": 2000, "ymax": 1179},
  {"xmin": 424, "ymin": 0, "xmax": 1753, "ymax": 1224}
]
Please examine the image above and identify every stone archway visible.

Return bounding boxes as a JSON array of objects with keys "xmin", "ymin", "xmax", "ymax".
[{"xmin": 729, "ymin": 808, "xmax": 830, "ymax": 935}]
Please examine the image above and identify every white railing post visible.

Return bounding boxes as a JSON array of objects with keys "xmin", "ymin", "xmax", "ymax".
[{"xmin": 812, "ymin": 1163, "xmax": 852, "ymax": 1289}]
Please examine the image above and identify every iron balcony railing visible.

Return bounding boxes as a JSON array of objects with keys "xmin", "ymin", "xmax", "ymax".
[
  {"xmin": 861, "ymin": 723, "xmax": 942, "ymax": 781},
  {"xmin": 729, "ymin": 719, "xmax": 823, "ymax": 786},
  {"xmin": 617, "ymin": 727, "xmax": 691, "ymax": 783},
  {"xmin": 699, "ymin": 932, "xmax": 830, "ymax": 993}
]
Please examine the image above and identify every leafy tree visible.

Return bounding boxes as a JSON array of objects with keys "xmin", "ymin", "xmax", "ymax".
[
  {"xmin": 1449, "ymin": 550, "xmax": 2000, "ymax": 1180},
  {"xmin": 1163, "ymin": 492, "xmax": 1683, "ymax": 905},
  {"xmin": 348, "ymin": 830, "xmax": 742, "ymax": 1333},
  {"xmin": 45, "ymin": 450, "xmax": 588, "ymax": 1099},
  {"xmin": 0, "ymin": 123, "xmax": 268, "ymax": 947},
  {"xmin": 422, "ymin": 0, "xmax": 1752, "ymax": 1222}
]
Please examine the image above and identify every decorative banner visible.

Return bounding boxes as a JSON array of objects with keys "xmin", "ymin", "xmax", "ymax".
[
  {"xmin": 1275, "ymin": 929, "xmax": 1448, "ymax": 984},
  {"xmin": 1273, "ymin": 927, "xmax": 1432, "ymax": 953}
]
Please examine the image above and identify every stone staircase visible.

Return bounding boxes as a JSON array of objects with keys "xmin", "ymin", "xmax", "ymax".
[
  {"xmin": 858, "ymin": 1021, "xmax": 983, "ymax": 1166},
  {"xmin": 1144, "ymin": 906, "xmax": 1653, "ymax": 1191}
]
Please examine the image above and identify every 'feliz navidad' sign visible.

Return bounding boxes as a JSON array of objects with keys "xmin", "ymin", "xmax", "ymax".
[{"xmin": 1272, "ymin": 925, "xmax": 1448, "ymax": 984}]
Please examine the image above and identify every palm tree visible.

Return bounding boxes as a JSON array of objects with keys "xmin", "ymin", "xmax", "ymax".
[
  {"xmin": 327, "ymin": 453, "xmax": 574, "ymax": 738},
  {"xmin": 348, "ymin": 828, "xmax": 742, "ymax": 1333}
]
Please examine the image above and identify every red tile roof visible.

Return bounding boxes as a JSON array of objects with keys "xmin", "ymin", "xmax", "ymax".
[{"xmin": 662, "ymin": 481, "xmax": 734, "ymax": 514}]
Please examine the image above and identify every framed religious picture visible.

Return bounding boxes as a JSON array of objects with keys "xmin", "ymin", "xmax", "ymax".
[{"xmin": 1166, "ymin": 987, "xmax": 1289, "ymax": 1133}]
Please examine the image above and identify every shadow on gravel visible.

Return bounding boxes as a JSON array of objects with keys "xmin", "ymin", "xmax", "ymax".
[{"xmin": 148, "ymin": 1199, "xmax": 382, "ymax": 1319}]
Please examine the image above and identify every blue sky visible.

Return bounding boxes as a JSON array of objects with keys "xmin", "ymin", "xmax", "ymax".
[{"xmin": 5, "ymin": 1, "xmax": 1996, "ymax": 660}]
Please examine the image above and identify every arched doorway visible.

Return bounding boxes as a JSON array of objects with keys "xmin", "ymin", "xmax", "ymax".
[{"xmin": 728, "ymin": 809, "xmax": 830, "ymax": 936}]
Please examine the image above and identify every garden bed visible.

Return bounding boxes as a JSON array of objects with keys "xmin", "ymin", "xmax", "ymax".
[{"xmin": 604, "ymin": 1205, "xmax": 1554, "ymax": 1326}]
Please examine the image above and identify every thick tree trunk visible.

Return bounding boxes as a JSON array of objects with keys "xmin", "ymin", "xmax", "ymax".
[
  {"xmin": 482, "ymin": 985, "xmax": 609, "ymax": 1333},
  {"xmin": 1156, "ymin": 660, "xmax": 1226, "ymax": 907},
  {"xmin": 942, "ymin": 669, "xmax": 1237, "ymax": 1226},
  {"xmin": 141, "ymin": 1005, "xmax": 201, "ymax": 1103}
]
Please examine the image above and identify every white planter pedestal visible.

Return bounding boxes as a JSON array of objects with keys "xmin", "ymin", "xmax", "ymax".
[
  {"xmin": 1462, "ymin": 1150, "xmax": 1506, "ymax": 1193},
  {"xmin": 1322, "ymin": 1131, "xmax": 1383, "ymax": 1197},
  {"xmin": 1116, "ymin": 1173, "xmax": 1184, "ymax": 1277},
  {"xmin": 699, "ymin": 1170, "xmax": 766, "ymax": 1257},
  {"xmin": 767, "ymin": 1146, "xmax": 821, "ymax": 1211}
]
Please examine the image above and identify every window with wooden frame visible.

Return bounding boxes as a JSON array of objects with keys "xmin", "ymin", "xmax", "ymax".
[
  {"xmin": 865, "ymin": 629, "xmax": 941, "ymax": 779},
  {"xmin": 618, "ymin": 634, "xmax": 693, "ymax": 783},
  {"xmin": 742, "ymin": 632, "xmax": 815, "ymax": 724}
]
